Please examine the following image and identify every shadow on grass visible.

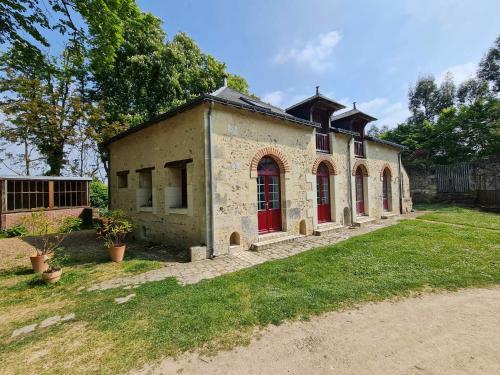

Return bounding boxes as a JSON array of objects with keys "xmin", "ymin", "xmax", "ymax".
[
  {"xmin": 0, "ymin": 266, "xmax": 33, "ymax": 278},
  {"xmin": 19, "ymin": 229, "xmax": 189, "ymax": 268}
]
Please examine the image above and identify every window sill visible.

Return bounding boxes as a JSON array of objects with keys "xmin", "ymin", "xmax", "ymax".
[
  {"xmin": 138, "ymin": 206, "xmax": 153, "ymax": 212},
  {"xmin": 168, "ymin": 207, "xmax": 189, "ymax": 215}
]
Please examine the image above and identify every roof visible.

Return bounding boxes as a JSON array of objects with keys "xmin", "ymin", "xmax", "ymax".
[
  {"xmin": 330, "ymin": 108, "xmax": 377, "ymax": 122},
  {"xmin": 211, "ymin": 86, "xmax": 289, "ymax": 115},
  {"xmin": 365, "ymin": 136, "xmax": 407, "ymax": 150},
  {"xmin": 0, "ymin": 175, "xmax": 93, "ymax": 181},
  {"xmin": 330, "ymin": 127, "xmax": 360, "ymax": 137},
  {"xmin": 330, "ymin": 128, "xmax": 406, "ymax": 149},
  {"xmin": 102, "ymin": 88, "xmax": 321, "ymax": 147},
  {"xmin": 286, "ymin": 93, "xmax": 346, "ymax": 113}
]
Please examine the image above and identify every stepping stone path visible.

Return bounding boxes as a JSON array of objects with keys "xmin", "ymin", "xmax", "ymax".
[
  {"xmin": 11, "ymin": 324, "xmax": 37, "ymax": 338},
  {"xmin": 115, "ymin": 294, "xmax": 136, "ymax": 304},
  {"xmin": 88, "ymin": 216, "xmax": 414, "ymax": 292},
  {"xmin": 11, "ymin": 313, "xmax": 75, "ymax": 338}
]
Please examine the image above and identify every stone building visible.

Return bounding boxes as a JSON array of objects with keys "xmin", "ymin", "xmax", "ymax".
[{"xmin": 104, "ymin": 83, "xmax": 412, "ymax": 257}]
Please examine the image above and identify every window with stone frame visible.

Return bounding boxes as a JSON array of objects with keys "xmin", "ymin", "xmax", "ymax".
[{"xmin": 137, "ymin": 169, "xmax": 153, "ymax": 208}]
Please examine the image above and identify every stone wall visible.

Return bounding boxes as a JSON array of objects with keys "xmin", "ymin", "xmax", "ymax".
[
  {"xmin": 407, "ymin": 155, "xmax": 500, "ymax": 208},
  {"xmin": 210, "ymin": 103, "xmax": 411, "ymax": 254},
  {"xmin": 108, "ymin": 105, "xmax": 208, "ymax": 248},
  {"xmin": 210, "ymin": 104, "xmax": 317, "ymax": 253}
]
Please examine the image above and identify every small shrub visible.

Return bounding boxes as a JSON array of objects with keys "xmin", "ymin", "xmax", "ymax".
[
  {"xmin": 22, "ymin": 210, "xmax": 80, "ymax": 256},
  {"xmin": 90, "ymin": 179, "xmax": 108, "ymax": 213},
  {"xmin": 4, "ymin": 224, "xmax": 28, "ymax": 238},
  {"xmin": 97, "ymin": 209, "xmax": 133, "ymax": 247},
  {"xmin": 46, "ymin": 248, "xmax": 69, "ymax": 271},
  {"xmin": 62, "ymin": 217, "xmax": 83, "ymax": 232}
]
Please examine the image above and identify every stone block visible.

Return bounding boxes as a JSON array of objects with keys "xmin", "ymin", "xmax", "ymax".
[
  {"xmin": 190, "ymin": 246, "xmax": 209, "ymax": 262},
  {"xmin": 11, "ymin": 324, "xmax": 37, "ymax": 338}
]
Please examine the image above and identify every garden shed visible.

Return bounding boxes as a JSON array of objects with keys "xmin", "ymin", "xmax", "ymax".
[{"xmin": 0, "ymin": 176, "xmax": 92, "ymax": 230}]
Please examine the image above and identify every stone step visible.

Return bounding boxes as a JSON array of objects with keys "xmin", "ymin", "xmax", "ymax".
[
  {"xmin": 353, "ymin": 216, "xmax": 378, "ymax": 227},
  {"xmin": 313, "ymin": 223, "xmax": 344, "ymax": 236},
  {"xmin": 250, "ymin": 234, "xmax": 303, "ymax": 251},
  {"xmin": 381, "ymin": 212, "xmax": 399, "ymax": 220}
]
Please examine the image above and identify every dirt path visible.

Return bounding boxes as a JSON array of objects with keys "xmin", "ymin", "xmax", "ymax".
[{"xmin": 134, "ymin": 286, "xmax": 500, "ymax": 375}]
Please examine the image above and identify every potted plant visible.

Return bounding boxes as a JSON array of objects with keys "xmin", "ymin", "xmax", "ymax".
[
  {"xmin": 23, "ymin": 210, "xmax": 81, "ymax": 273},
  {"xmin": 97, "ymin": 210, "xmax": 133, "ymax": 262},
  {"xmin": 42, "ymin": 249, "xmax": 68, "ymax": 284}
]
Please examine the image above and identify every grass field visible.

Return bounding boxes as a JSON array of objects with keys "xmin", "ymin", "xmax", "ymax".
[
  {"xmin": 0, "ymin": 206, "xmax": 499, "ymax": 374},
  {"xmin": 415, "ymin": 203, "xmax": 500, "ymax": 230}
]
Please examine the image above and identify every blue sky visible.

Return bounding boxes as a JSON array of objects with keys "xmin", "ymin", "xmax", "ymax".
[{"xmin": 139, "ymin": 0, "xmax": 500, "ymax": 128}]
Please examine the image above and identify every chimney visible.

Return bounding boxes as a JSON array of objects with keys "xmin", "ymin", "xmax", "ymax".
[
  {"xmin": 316, "ymin": 86, "xmax": 320, "ymax": 95},
  {"xmin": 223, "ymin": 75, "xmax": 228, "ymax": 87},
  {"xmin": 353, "ymin": 101, "xmax": 356, "ymax": 109}
]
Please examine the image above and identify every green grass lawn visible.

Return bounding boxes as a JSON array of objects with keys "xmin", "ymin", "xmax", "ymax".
[
  {"xmin": 0, "ymin": 207, "xmax": 499, "ymax": 374},
  {"xmin": 415, "ymin": 203, "xmax": 500, "ymax": 230}
]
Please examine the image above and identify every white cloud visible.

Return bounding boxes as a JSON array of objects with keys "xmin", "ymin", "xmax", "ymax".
[
  {"xmin": 260, "ymin": 89, "xmax": 409, "ymax": 128},
  {"xmin": 375, "ymin": 101, "xmax": 410, "ymax": 127},
  {"xmin": 261, "ymin": 91, "xmax": 287, "ymax": 108},
  {"xmin": 337, "ymin": 97, "xmax": 409, "ymax": 128},
  {"xmin": 273, "ymin": 31, "xmax": 342, "ymax": 72},
  {"xmin": 438, "ymin": 62, "xmax": 477, "ymax": 84},
  {"xmin": 356, "ymin": 98, "xmax": 389, "ymax": 113},
  {"xmin": 261, "ymin": 89, "xmax": 310, "ymax": 109}
]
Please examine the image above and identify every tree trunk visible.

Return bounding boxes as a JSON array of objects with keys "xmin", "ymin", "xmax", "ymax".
[{"xmin": 45, "ymin": 141, "xmax": 65, "ymax": 176}]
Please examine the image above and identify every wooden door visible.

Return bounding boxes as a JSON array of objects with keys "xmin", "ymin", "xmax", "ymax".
[
  {"xmin": 257, "ymin": 157, "xmax": 282, "ymax": 233},
  {"xmin": 382, "ymin": 169, "xmax": 390, "ymax": 211},
  {"xmin": 316, "ymin": 163, "xmax": 331, "ymax": 223},
  {"xmin": 355, "ymin": 168, "xmax": 365, "ymax": 216}
]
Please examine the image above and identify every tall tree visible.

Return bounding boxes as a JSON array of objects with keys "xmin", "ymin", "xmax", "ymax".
[
  {"xmin": 436, "ymin": 72, "xmax": 456, "ymax": 111},
  {"xmin": 478, "ymin": 34, "xmax": 500, "ymax": 93},
  {"xmin": 0, "ymin": 44, "xmax": 49, "ymax": 175},
  {"xmin": 0, "ymin": 0, "xmax": 51, "ymax": 49},
  {"xmin": 408, "ymin": 76, "xmax": 440, "ymax": 123},
  {"xmin": 73, "ymin": 2, "xmax": 249, "ymax": 174},
  {"xmin": 1, "ymin": 0, "xmax": 250, "ymax": 178},
  {"xmin": 457, "ymin": 78, "xmax": 490, "ymax": 105}
]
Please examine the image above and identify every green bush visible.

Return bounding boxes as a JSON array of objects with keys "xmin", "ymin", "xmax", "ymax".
[
  {"xmin": 90, "ymin": 179, "xmax": 108, "ymax": 212},
  {"xmin": 62, "ymin": 217, "xmax": 83, "ymax": 232},
  {"xmin": 3, "ymin": 224, "xmax": 28, "ymax": 238}
]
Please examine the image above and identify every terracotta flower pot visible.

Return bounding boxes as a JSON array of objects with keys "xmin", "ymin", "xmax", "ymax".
[
  {"xmin": 108, "ymin": 244, "xmax": 126, "ymax": 262},
  {"xmin": 30, "ymin": 255, "xmax": 48, "ymax": 273},
  {"xmin": 42, "ymin": 268, "xmax": 62, "ymax": 284}
]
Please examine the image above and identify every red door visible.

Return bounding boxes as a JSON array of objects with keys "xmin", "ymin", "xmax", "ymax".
[
  {"xmin": 257, "ymin": 157, "xmax": 282, "ymax": 233},
  {"xmin": 355, "ymin": 168, "xmax": 365, "ymax": 216},
  {"xmin": 317, "ymin": 163, "xmax": 331, "ymax": 223},
  {"xmin": 382, "ymin": 169, "xmax": 390, "ymax": 211}
]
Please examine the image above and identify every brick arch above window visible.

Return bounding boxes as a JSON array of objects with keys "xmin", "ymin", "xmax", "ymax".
[
  {"xmin": 250, "ymin": 146, "xmax": 290, "ymax": 173},
  {"xmin": 352, "ymin": 160, "xmax": 370, "ymax": 176},
  {"xmin": 312, "ymin": 156, "xmax": 338, "ymax": 175},
  {"xmin": 380, "ymin": 163, "xmax": 394, "ymax": 179}
]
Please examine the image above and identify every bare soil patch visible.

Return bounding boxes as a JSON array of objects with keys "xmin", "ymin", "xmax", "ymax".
[{"xmin": 134, "ymin": 286, "xmax": 500, "ymax": 375}]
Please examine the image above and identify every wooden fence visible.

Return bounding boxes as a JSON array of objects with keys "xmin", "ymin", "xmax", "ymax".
[
  {"xmin": 436, "ymin": 164, "xmax": 471, "ymax": 193},
  {"xmin": 407, "ymin": 155, "xmax": 500, "ymax": 209}
]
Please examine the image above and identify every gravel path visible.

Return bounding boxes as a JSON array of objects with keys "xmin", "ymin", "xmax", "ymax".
[{"xmin": 133, "ymin": 286, "xmax": 500, "ymax": 375}]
